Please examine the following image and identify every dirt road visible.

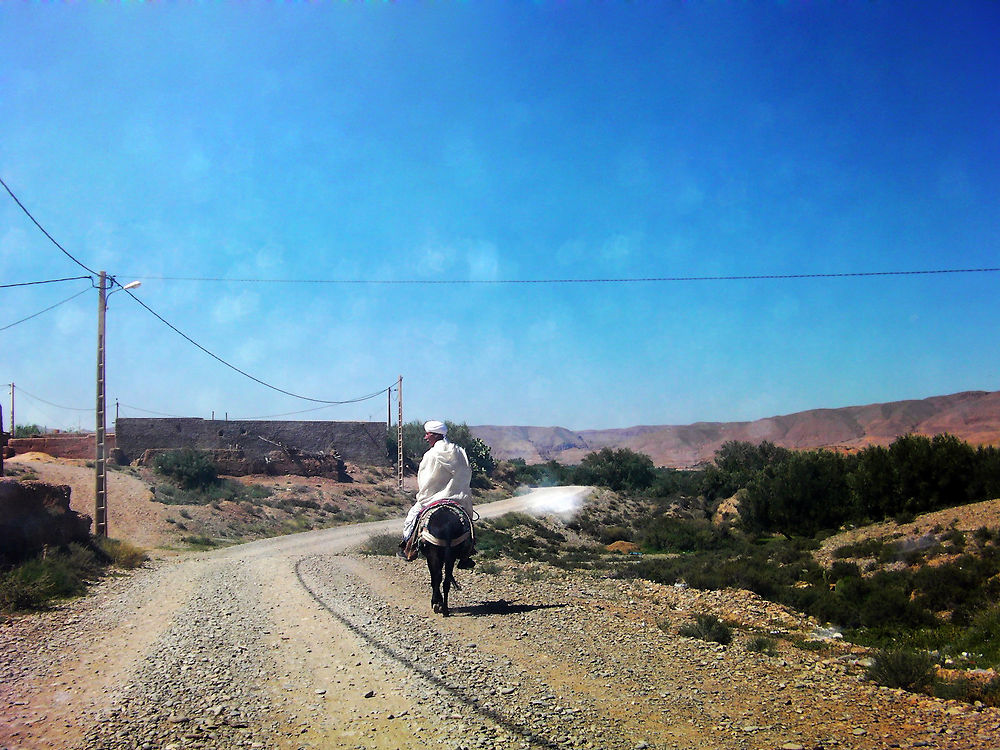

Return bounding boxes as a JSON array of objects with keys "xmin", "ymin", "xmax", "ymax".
[{"xmin": 2, "ymin": 473, "xmax": 999, "ymax": 749}]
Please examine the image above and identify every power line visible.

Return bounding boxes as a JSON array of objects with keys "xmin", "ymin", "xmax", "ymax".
[
  {"xmin": 234, "ymin": 403, "xmax": 353, "ymax": 420},
  {"xmin": 0, "ymin": 287, "xmax": 92, "ymax": 332},
  {"xmin": 120, "ymin": 286, "xmax": 393, "ymax": 405},
  {"xmin": 0, "ymin": 176, "xmax": 99, "ymax": 276},
  {"xmin": 118, "ymin": 268, "xmax": 1000, "ymax": 285},
  {"xmin": 15, "ymin": 386, "xmax": 91, "ymax": 412},
  {"xmin": 116, "ymin": 402, "xmax": 186, "ymax": 418},
  {"xmin": 1, "ymin": 276, "xmax": 93, "ymax": 289},
  {"xmin": 0, "ymin": 176, "xmax": 390, "ymax": 408}
]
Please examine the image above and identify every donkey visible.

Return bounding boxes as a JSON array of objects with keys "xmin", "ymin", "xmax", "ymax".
[{"xmin": 419, "ymin": 502, "xmax": 474, "ymax": 616}]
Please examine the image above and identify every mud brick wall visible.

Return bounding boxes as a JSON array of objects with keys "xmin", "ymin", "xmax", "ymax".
[
  {"xmin": 115, "ymin": 418, "xmax": 389, "ymax": 467},
  {"xmin": 8, "ymin": 434, "xmax": 116, "ymax": 460}
]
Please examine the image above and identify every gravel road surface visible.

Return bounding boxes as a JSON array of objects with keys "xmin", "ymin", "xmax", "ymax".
[{"xmin": 2, "ymin": 486, "xmax": 999, "ymax": 750}]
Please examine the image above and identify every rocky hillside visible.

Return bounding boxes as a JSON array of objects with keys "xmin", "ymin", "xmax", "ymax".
[{"xmin": 473, "ymin": 389, "xmax": 1000, "ymax": 468}]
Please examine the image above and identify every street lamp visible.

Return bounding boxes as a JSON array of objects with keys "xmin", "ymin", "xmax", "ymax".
[{"xmin": 95, "ymin": 272, "xmax": 141, "ymax": 538}]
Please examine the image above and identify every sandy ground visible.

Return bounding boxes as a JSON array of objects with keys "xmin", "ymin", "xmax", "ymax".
[{"xmin": 6, "ymin": 453, "xmax": 172, "ymax": 551}]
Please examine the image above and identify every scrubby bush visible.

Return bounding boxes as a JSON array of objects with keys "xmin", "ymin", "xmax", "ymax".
[
  {"xmin": 679, "ymin": 614, "xmax": 732, "ymax": 645},
  {"xmin": 953, "ymin": 605, "xmax": 1000, "ymax": 667},
  {"xmin": 865, "ymin": 648, "xmax": 936, "ymax": 691},
  {"xmin": 359, "ymin": 533, "xmax": 402, "ymax": 556},
  {"xmin": 746, "ymin": 635, "xmax": 779, "ymax": 655},
  {"xmin": 153, "ymin": 448, "xmax": 218, "ymax": 490},
  {"xmin": 934, "ymin": 675, "xmax": 1000, "ymax": 707},
  {"xmin": 833, "ymin": 538, "xmax": 885, "ymax": 559},
  {"xmin": 95, "ymin": 538, "xmax": 147, "ymax": 569},
  {"xmin": 0, "ymin": 543, "xmax": 104, "ymax": 613},
  {"xmin": 638, "ymin": 517, "xmax": 734, "ymax": 553},
  {"xmin": 180, "ymin": 535, "xmax": 218, "ymax": 548},
  {"xmin": 597, "ymin": 525, "xmax": 632, "ymax": 544}
]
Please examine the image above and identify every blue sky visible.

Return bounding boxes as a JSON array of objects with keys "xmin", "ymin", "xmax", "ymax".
[{"xmin": 2, "ymin": 1, "xmax": 998, "ymax": 433}]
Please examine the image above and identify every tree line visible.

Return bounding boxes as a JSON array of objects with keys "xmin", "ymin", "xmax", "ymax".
[
  {"xmin": 390, "ymin": 425, "xmax": 1000, "ymax": 538},
  {"xmin": 494, "ymin": 435, "xmax": 1000, "ymax": 538}
]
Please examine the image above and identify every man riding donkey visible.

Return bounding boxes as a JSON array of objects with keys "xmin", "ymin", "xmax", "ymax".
[{"xmin": 398, "ymin": 420, "xmax": 477, "ymax": 569}]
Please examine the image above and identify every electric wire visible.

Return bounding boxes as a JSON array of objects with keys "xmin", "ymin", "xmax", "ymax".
[
  {"xmin": 0, "ymin": 176, "xmax": 100, "ymax": 276},
  {"xmin": 119, "ymin": 268, "xmax": 1000, "ymax": 285},
  {"xmin": 15, "ymin": 386, "xmax": 91, "ymax": 412},
  {"xmin": 120, "ymin": 286, "xmax": 393, "ymax": 405},
  {"xmin": 116, "ymin": 403, "xmax": 187, "ymax": 418},
  {"xmin": 0, "ymin": 176, "xmax": 392, "ymax": 408},
  {"xmin": 1, "ymin": 276, "xmax": 93, "ymax": 289},
  {"xmin": 0, "ymin": 287, "xmax": 91, "ymax": 332},
  {"xmin": 233, "ymin": 403, "xmax": 355, "ymax": 420}
]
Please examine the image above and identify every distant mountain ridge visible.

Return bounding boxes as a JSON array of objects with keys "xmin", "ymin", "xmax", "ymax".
[{"xmin": 471, "ymin": 390, "xmax": 1000, "ymax": 468}]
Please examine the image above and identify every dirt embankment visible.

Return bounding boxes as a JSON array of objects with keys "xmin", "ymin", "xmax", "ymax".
[{"xmin": 2, "ymin": 453, "xmax": 406, "ymax": 553}]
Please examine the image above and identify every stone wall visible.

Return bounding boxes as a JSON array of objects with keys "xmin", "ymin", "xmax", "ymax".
[
  {"xmin": 8, "ymin": 434, "xmax": 115, "ymax": 460},
  {"xmin": 0, "ymin": 480, "xmax": 92, "ymax": 566},
  {"xmin": 115, "ymin": 418, "xmax": 389, "ymax": 468}
]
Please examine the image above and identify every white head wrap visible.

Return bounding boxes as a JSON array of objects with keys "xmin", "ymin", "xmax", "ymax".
[{"xmin": 424, "ymin": 420, "xmax": 447, "ymax": 436}]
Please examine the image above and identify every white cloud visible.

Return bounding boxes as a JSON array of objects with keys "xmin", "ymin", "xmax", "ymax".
[
  {"xmin": 211, "ymin": 291, "xmax": 259, "ymax": 325},
  {"xmin": 235, "ymin": 338, "xmax": 267, "ymax": 366},
  {"xmin": 600, "ymin": 233, "xmax": 641, "ymax": 265},
  {"xmin": 419, "ymin": 240, "xmax": 457, "ymax": 276},
  {"xmin": 466, "ymin": 240, "xmax": 500, "ymax": 280},
  {"xmin": 527, "ymin": 317, "xmax": 561, "ymax": 343},
  {"xmin": 54, "ymin": 304, "xmax": 88, "ymax": 336}
]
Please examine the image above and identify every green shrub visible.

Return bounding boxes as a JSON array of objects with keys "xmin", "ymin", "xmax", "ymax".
[
  {"xmin": 360, "ymin": 533, "xmax": 401, "ymax": 556},
  {"xmin": 597, "ymin": 525, "xmax": 632, "ymax": 544},
  {"xmin": 833, "ymin": 538, "xmax": 885, "ymax": 559},
  {"xmin": 95, "ymin": 538, "xmax": 148, "ymax": 569},
  {"xmin": 180, "ymin": 535, "xmax": 218, "ymax": 548},
  {"xmin": 0, "ymin": 545, "xmax": 102, "ymax": 613},
  {"xmin": 153, "ymin": 448, "xmax": 218, "ymax": 490},
  {"xmin": 490, "ymin": 512, "xmax": 539, "ymax": 531},
  {"xmin": 0, "ymin": 571, "xmax": 49, "ymax": 611},
  {"xmin": 678, "ymin": 614, "xmax": 732, "ymax": 645},
  {"xmin": 953, "ymin": 605, "xmax": 1000, "ymax": 668},
  {"xmin": 746, "ymin": 635, "xmax": 779, "ymax": 655},
  {"xmin": 638, "ymin": 517, "xmax": 733, "ymax": 553},
  {"xmin": 865, "ymin": 648, "xmax": 936, "ymax": 691},
  {"xmin": 933, "ymin": 675, "xmax": 1000, "ymax": 707}
]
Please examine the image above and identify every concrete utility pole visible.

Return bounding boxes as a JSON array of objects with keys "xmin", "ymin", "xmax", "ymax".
[
  {"xmin": 95, "ymin": 271, "xmax": 108, "ymax": 537},
  {"xmin": 397, "ymin": 375, "xmax": 403, "ymax": 491},
  {"xmin": 95, "ymin": 273, "xmax": 141, "ymax": 538},
  {"xmin": 9, "ymin": 382, "xmax": 14, "ymax": 434}
]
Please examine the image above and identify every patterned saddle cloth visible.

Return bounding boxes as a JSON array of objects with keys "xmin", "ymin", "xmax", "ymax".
[{"xmin": 414, "ymin": 500, "xmax": 474, "ymax": 553}]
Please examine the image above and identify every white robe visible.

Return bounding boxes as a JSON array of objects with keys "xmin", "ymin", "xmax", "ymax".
[{"xmin": 402, "ymin": 439, "xmax": 473, "ymax": 539}]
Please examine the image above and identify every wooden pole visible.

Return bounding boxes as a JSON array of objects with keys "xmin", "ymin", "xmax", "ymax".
[{"xmin": 397, "ymin": 375, "xmax": 403, "ymax": 491}]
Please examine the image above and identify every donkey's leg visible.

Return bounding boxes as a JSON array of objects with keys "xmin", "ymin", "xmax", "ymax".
[
  {"xmin": 427, "ymin": 548, "xmax": 444, "ymax": 613},
  {"xmin": 441, "ymin": 553, "xmax": 456, "ymax": 617}
]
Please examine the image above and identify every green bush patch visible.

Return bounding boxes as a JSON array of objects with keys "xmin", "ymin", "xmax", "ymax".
[{"xmin": 678, "ymin": 614, "xmax": 732, "ymax": 645}]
